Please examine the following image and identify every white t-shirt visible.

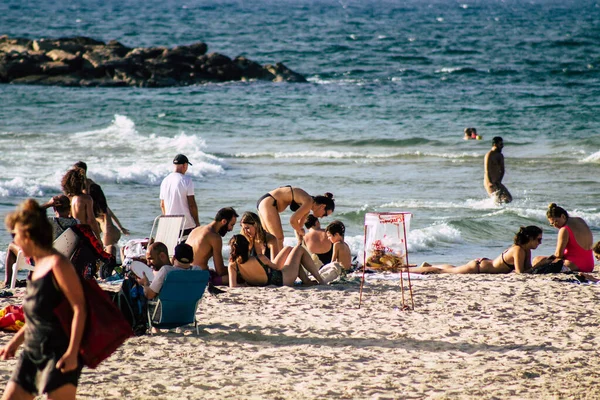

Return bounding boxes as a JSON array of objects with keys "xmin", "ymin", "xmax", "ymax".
[
  {"xmin": 149, "ymin": 264, "xmax": 202, "ymax": 294},
  {"xmin": 159, "ymin": 172, "xmax": 196, "ymax": 230}
]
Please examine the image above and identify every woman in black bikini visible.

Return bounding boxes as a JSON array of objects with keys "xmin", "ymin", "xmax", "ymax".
[
  {"xmin": 227, "ymin": 234, "xmax": 325, "ymax": 287},
  {"xmin": 257, "ymin": 186, "xmax": 335, "ymax": 250},
  {"xmin": 1, "ymin": 199, "xmax": 86, "ymax": 400},
  {"xmin": 411, "ymin": 226, "xmax": 543, "ymax": 274}
]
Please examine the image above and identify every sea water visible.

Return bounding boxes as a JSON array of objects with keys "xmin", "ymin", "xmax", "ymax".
[{"xmin": 1, "ymin": 0, "xmax": 599, "ymax": 274}]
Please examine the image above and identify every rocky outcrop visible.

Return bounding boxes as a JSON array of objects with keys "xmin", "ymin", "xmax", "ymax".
[{"xmin": 0, "ymin": 35, "xmax": 306, "ymax": 87}]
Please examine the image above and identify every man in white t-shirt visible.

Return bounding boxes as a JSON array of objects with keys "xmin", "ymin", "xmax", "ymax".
[
  {"xmin": 159, "ymin": 154, "xmax": 200, "ymax": 238},
  {"xmin": 137, "ymin": 242, "xmax": 200, "ymax": 299}
]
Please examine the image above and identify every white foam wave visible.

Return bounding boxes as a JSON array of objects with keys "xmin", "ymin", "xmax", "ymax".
[
  {"xmin": 0, "ymin": 115, "xmax": 225, "ymax": 191},
  {"xmin": 581, "ymin": 150, "xmax": 600, "ymax": 163},
  {"xmin": 0, "ymin": 178, "xmax": 58, "ymax": 198},
  {"xmin": 381, "ymin": 198, "xmax": 500, "ymax": 210},
  {"xmin": 306, "ymin": 77, "xmax": 364, "ymax": 85},
  {"xmin": 234, "ymin": 150, "xmax": 481, "ymax": 160},
  {"xmin": 435, "ymin": 67, "xmax": 465, "ymax": 74}
]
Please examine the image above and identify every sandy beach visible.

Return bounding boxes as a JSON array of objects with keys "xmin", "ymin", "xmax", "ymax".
[{"xmin": 2, "ymin": 273, "xmax": 600, "ymax": 399}]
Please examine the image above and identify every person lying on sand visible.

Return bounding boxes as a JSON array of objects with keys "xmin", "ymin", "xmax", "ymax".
[
  {"xmin": 410, "ymin": 226, "xmax": 543, "ymax": 274},
  {"xmin": 227, "ymin": 234, "xmax": 324, "ymax": 287}
]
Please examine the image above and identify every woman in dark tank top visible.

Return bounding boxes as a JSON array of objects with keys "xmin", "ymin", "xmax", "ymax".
[{"xmin": 1, "ymin": 199, "xmax": 86, "ymax": 400}]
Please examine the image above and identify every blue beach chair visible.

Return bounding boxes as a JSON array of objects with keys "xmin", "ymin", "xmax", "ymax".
[{"xmin": 147, "ymin": 269, "xmax": 210, "ymax": 335}]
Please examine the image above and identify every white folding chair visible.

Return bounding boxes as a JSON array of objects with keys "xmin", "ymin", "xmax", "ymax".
[
  {"xmin": 10, "ymin": 228, "xmax": 81, "ymax": 289},
  {"xmin": 10, "ymin": 250, "xmax": 34, "ymax": 289},
  {"xmin": 149, "ymin": 215, "xmax": 185, "ymax": 257}
]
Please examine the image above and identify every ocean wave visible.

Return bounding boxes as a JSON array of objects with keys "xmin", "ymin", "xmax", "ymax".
[
  {"xmin": 551, "ymin": 39, "xmax": 591, "ymax": 47},
  {"xmin": 435, "ymin": 67, "xmax": 479, "ymax": 74},
  {"xmin": 0, "ymin": 115, "xmax": 225, "ymax": 193},
  {"xmin": 381, "ymin": 197, "xmax": 500, "ymax": 211},
  {"xmin": 0, "ymin": 177, "xmax": 59, "ymax": 198},
  {"xmin": 389, "ymin": 55, "xmax": 431, "ymax": 64},
  {"xmin": 323, "ymin": 223, "xmax": 463, "ymax": 261},
  {"xmin": 69, "ymin": 115, "xmax": 224, "ymax": 185},
  {"xmin": 581, "ymin": 151, "xmax": 600, "ymax": 163},
  {"xmin": 232, "ymin": 150, "xmax": 481, "ymax": 160},
  {"xmin": 443, "ymin": 49, "xmax": 480, "ymax": 55}
]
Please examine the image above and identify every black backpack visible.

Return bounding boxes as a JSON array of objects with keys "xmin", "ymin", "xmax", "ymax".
[{"xmin": 114, "ymin": 276, "xmax": 148, "ymax": 336}]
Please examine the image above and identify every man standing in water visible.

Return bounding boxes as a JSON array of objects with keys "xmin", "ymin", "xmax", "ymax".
[
  {"xmin": 160, "ymin": 154, "xmax": 200, "ymax": 239},
  {"xmin": 484, "ymin": 136, "xmax": 512, "ymax": 203}
]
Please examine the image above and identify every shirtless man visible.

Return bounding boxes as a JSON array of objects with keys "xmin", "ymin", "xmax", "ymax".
[
  {"xmin": 185, "ymin": 207, "xmax": 238, "ymax": 285},
  {"xmin": 484, "ymin": 136, "xmax": 512, "ymax": 204},
  {"xmin": 61, "ymin": 167, "xmax": 101, "ymax": 237}
]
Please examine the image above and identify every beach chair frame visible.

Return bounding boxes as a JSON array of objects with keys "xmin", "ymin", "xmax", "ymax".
[
  {"xmin": 149, "ymin": 215, "xmax": 185, "ymax": 257},
  {"xmin": 11, "ymin": 227, "xmax": 80, "ymax": 289},
  {"xmin": 146, "ymin": 269, "xmax": 210, "ymax": 335}
]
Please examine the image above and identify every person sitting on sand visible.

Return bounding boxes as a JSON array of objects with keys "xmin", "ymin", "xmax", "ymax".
[
  {"xmin": 303, "ymin": 215, "xmax": 333, "ymax": 266},
  {"xmin": 61, "ymin": 167, "xmax": 101, "ymax": 237},
  {"xmin": 240, "ymin": 211, "xmax": 280, "ymax": 261},
  {"xmin": 411, "ymin": 226, "xmax": 543, "ymax": 274},
  {"xmin": 257, "ymin": 186, "xmax": 335, "ymax": 249},
  {"xmin": 185, "ymin": 207, "xmax": 238, "ymax": 285},
  {"xmin": 326, "ymin": 220, "xmax": 352, "ymax": 271},
  {"xmin": 532, "ymin": 203, "xmax": 595, "ymax": 272},
  {"xmin": 227, "ymin": 234, "xmax": 324, "ymax": 287}
]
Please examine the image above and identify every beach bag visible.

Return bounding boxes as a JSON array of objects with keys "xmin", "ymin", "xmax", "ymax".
[
  {"xmin": 114, "ymin": 276, "xmax": 148, "ymax": 336},
  {"xmin": 54, "ymin": 277, "xmax": 133, "ymax": 369},
  {"xmin": 319, "ymin": 262, "xmax": 342, "ymax": 284},
  {"xmin": 531, "ymin": 259, "xmax": 565, "ymax": 274}
]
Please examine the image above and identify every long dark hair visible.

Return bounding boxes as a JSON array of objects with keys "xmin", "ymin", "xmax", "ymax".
[
  {"xmin": 546, "ymin": 203, "xmax": 568, "ymax": 219},
  {"xmin": 314, "ymin": 192, "xmax": 335, "ymax": 212},
  {"xmin": 5, "ymin": 199, "xmax": 54, "ymax": 248},
  {"xmin": 513, "ymin": 226, "xmax": 542, "ymax": 246},
  {"xmin": 229, "ymin": 234, "xmax": 250, "ymax": 264},
  {"xmin": 241, "ymin": 211, "xmax": 267, "ymax": 244}
]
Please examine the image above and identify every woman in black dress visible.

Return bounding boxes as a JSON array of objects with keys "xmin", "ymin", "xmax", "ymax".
[{"xmin": 1, "ymin": 199, "xmax": 86, "ymax": 400}]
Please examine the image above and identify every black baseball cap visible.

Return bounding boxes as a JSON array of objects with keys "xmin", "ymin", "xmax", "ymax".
[
  {"xmin": 173, "ymin": 154, "xmax": 192, "ymax": 165},
  {"xmin": 174, "ymin": 243, "xmax": 194, "ymax": 264}
]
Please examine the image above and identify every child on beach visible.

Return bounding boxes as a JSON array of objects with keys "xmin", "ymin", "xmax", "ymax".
[{"xmin": 325, "ymin": 220, "xmax": 352, "ymax": 271}]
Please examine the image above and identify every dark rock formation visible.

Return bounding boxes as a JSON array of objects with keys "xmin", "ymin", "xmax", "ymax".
[{"xmin": 0, "ymin": 35, "xmax": 306, "ymax": 87}]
